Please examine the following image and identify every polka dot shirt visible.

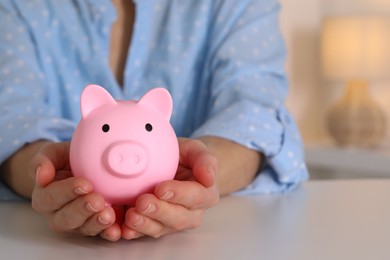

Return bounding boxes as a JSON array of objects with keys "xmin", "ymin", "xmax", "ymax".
[{"xmin": 0, "ymin": 0, "xmax": 308, "ymax": 199}]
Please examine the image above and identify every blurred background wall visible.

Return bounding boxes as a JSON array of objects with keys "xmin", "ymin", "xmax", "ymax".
[
  {"xmin": 280, "ymin": 0, "xmax": 390, "ymax": 145},
  {"xmin": 279, "ymin": 0, "xmax": 390, "ymax": 179}
]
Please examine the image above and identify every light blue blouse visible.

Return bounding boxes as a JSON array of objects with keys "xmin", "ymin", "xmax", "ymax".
[{"xmin": 0, "ymin": 0, "xmax": 308, "ymax": 200}]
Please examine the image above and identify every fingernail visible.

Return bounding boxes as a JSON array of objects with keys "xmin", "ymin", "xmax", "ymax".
[
  {"xmin": 74, "ymin": 186, "xmax": 89, "ymax": 195},
  {"xmin": 132, "ymin": 215, "xmax": 144, "ymax": 227},
  {"xmin": 159, "ymin": 191, "xmax": 174, "ymax": 201},
  {"xmin": 35, "ymin": 166, "xmax": 41, "ymax": 183},
  {"xmin": 98, "ymin": 214, "xmax": 111, "ymax": 225},
  {"xmin": 142, "ymin": 203, "xmax": 156, "ymax": 214},
  {"xmin": 85, "ymin": 202, "xmax": 99, "ymax": 212},
  {"xmin": 208, "ymin": 165, "xmax": 216, "ymax": 178},
  {"xmin": 124, "ymin": 230, "xmax": 137, "ymax": 240}
]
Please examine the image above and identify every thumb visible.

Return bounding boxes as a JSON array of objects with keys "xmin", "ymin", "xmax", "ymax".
[
  {"xmin": 29, "ymin": 142, "xmax": 70, "ymax": 187},
  {"xmin": 31, "ymin": 156, "xmax": 56, "ymax": 187},
  {"xmin": 178, "ymin": 138, "xmax": 217, "ymax": 188}
]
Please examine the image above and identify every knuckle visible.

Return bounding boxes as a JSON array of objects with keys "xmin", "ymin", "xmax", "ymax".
[
  {"xmin": 189, "ymin": 220, "xmax": 201, "ymax": 230},
  {"xmin": 48, "ymin": 219, "xmax": 63, "ymax": 233},
  {"xmin": 189, "ymin": 211, "xmax": 203, "ymax": 229},
  {"xmin": 172, "ymin": 216, "xmax": 201, "ymax": 231},
  {"xmin": 171, "ymin": 221, "xmax": 186, "ymax": 231},
  {"xmin": 54, "ymin": 211, "xmax": 78, "ymax": 231},
  {"xmin": 171, "ymin": 214, "xmax": 194, "ymax": 231},
  {"xmin": 151, "ymin": 225, "xmax": 166, "ymax": 239},
  {"xmin": 191, "ymin": 191, "xmax": 207, "ymax": 209},
  {"xmin": 31, "ymin": 198, "xmax": 41, "ymax": 213},
  {"xmin": 56, "ymin": 213, "xmax": 71, "ymax": 229},
  {"xmin": 31, "ymin": 189, "xmax": 56, "ymax": 213},
  {"xmin": 42, "ymin": 190, "xmax": 58, "ymax": 210}
]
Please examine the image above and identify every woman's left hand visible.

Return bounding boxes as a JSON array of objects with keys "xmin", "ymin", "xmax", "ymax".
[{"xmin": 121, "ymin": 138, "xmax": 220, "ymax": 239}]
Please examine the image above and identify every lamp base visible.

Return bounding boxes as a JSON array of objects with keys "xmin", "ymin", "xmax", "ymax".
[{"xmin": 327, "ymin": 80, "xmax": 386, "ymax": 148}]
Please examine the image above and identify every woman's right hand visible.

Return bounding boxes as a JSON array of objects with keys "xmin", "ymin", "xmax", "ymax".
[{"xmin": 29, "ymin": 142, "xmax": 123, "ymax": 241}]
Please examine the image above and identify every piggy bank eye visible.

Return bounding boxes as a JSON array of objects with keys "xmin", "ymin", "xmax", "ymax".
[
  {"xmin": 102, "ymin": 124, "xmax": 110, "ymax": 133},
  {"xmin": 145, "ymin": 123, "xmax": 153, "ymax": 132}
]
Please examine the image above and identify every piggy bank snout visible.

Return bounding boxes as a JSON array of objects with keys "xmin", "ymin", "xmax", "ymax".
[{"xmin": 104, "ymin": 141, "xmax": 149, "ymax": 177}]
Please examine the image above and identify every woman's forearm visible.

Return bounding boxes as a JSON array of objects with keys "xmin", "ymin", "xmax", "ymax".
[{"xmin": 198, "ymin": 136, "xmax": 262, "ymax": 196}]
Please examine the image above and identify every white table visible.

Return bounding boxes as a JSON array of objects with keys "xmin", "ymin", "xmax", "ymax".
[
  {"xmin": 305, "ymin": 144, "xmax": 390, "ymax": 179},
  {"xmin": 1, "ymin": 180, "xmax": 390, "ymax": 260}
]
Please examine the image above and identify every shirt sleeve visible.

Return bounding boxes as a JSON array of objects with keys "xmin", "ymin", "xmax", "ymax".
[
  {"xmin": 191, "ymin": 0, "xmax": 309, "ymax": 194},
  {"xmin": 0, "ymin": 2, "xmax": 75, "ymax": 198}
]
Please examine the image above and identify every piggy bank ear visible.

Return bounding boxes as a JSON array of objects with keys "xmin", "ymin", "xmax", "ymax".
[
  {"xmin": 138, "ymin": 88, "xmax": 173, "ymax": 120},
  {"xmin": 81, "ymin": 84, "xmax": 116, "ymax": 118}
]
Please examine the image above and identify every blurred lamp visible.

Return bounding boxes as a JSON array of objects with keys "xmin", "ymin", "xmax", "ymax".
[{"xmin": 321, "ymin": 16, "xmax": 389, "ymax": 147}]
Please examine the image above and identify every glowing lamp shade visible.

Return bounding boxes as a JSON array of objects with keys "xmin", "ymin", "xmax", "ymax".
[
  {"xmin": 320, "ymin": 16, "xmax": 389, "ymax": 148},
  {"xmin": 321, "ymin": 17, "xmax": 389, "ymax": 80}
]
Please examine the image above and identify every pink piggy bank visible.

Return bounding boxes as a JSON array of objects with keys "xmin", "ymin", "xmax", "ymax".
[{"xmin": 69, "ymin": 84, "xmax": 179, "ymax": 205}]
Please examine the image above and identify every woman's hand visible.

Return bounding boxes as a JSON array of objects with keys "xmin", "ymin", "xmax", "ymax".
[
  {"xmin": 1, "ymin": 135, "xmax": 259, "ymax": 241},
  {"xmin": 29, "ymin": 142, "xmax": 122, "ymax": 241},
  {"xmin": 121, "ymin": 138, "xmax": 220, "ymax": 239}
]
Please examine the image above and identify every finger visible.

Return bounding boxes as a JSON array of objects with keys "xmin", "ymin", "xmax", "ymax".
[
  {"xmin": 178, "ymin": 138, "xmax": 217, "ymax": 188},
  {"xmin": 135, "ymin": 194, "xmax": 203, "ymax": 231},
  {"xmin": 49, "ymin": 192, "xmax": 106, "ymax": 232},
  {"xmin": 78, "ymin": 206, "xmax": 116, "ymax": 237},
  {"xmin": 154, "ymin": 180, "xmax": 220, "ymax": 210},
  {"xmin": 124, "ymin": 207, "xmax": 166, "ymax": 239},
  {"xmin": 101, "ymin": 223, "xmax": 123, "ymax": 241},
  {"xmin": 30, "ymin": 142, "xmax": 71, "ymax": 187},
  {"xmin": 31, "ymin": 155, "xmax": 56, "ymax": 188},
  {"xmin": 32, "ymin": 177, "xmax": 93, "ymax": 213},
  {"xmin": 121, "ymin": 225, "xmax": 144, "ymax": 240}
]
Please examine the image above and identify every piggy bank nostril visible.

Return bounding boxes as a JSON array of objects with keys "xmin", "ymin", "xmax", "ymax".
[
  {"xmin": 131, "ymin": 155, "xmax": 140, "ymax": 164},
  {"xmin": 105, "ymin": 141, "xmax": 148, "ymax": 177},
  {"xmin": 116, "ymin": 155, "xmax": 124, "ymax": 164},
  {"xmin": 115, "ymin": 154, "xmax": 140, "ymax": 165}
]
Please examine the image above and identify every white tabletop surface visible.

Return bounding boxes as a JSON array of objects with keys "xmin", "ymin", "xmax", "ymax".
[{"xmin": 1, "ymin": 179, "xmax": 390, "ymax": 260}]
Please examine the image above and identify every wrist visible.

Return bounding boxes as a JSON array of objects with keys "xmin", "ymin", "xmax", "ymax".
[{"xmin": 197, "ymin": 136, "xmax": 262, "ymax": 195}]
